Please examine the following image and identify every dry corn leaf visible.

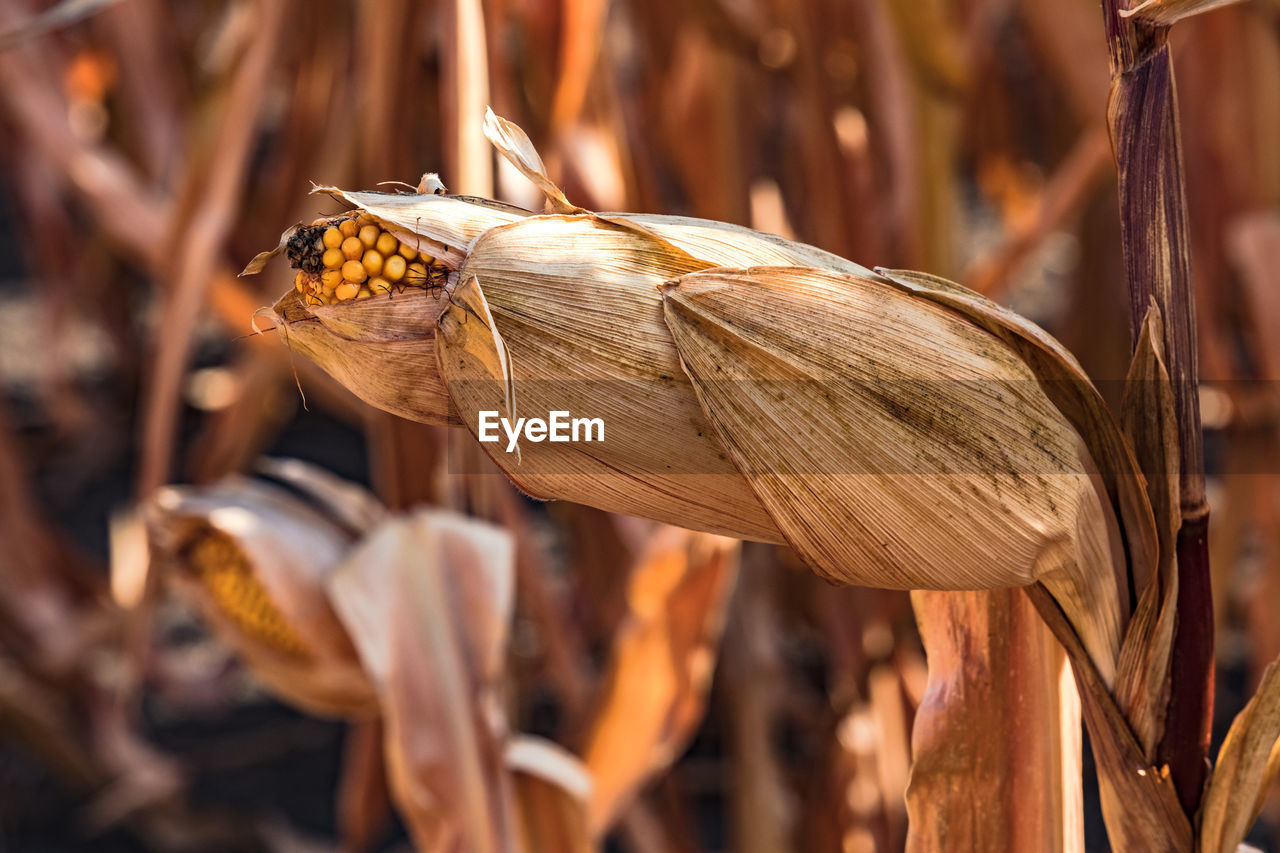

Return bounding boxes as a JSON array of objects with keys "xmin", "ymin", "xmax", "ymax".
[
  {"xmin": 907, "ymin": 589, "xmax": 1081, "ymax": 853},
  {"xmin": 1119, "ymin": 0, "xmax": 1246, "ymax": 25},
  {"xmin": 1026, "ymin": 584, "xmax": 1192, "ymax": 852},
  {"xmin": 1116, "ymin": 305, "xmax": 1181, "ymax": 760},
  {"xmin": 1199, "ymin": 658, "xmax": 1280, "ymax": 853},
  {"xmin": 580, "ymin": 527, "xmax": 740, "ymax": 835},
  {"xmin": 661, "ymin": 266, "xmax": 1124, "ymax": 680},
  {"xmin": 145, "ymin": 471, "xmax": 379, "ymax": 717},
  {"xmin": 327, "ymin": 509, "xmax": 518, "ymax": 853}
]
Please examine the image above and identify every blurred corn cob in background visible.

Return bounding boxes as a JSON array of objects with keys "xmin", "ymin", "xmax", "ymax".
[
  {"xmin": 145, "ymin": 458, "xmax": 386, "ymax": 717},
  {"xmin": 146, "ymin": 458, "xmax": 598, "ymax": 852},
  {"xmin": 146, "ymin": 457, "xmax": 747, "ymax": 852}
]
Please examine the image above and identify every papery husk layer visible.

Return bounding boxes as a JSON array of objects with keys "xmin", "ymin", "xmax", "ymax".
[
  {"xmin": 272, "ymin": 287, "xmax": 455, "ymax": 424},
  {"xmin": 440, "ymin": 213, "xmax": 785, "ymax": 542},
  {"xmin": 659, "ymin": 266, "xmax": 1124, "ymax": 678}
]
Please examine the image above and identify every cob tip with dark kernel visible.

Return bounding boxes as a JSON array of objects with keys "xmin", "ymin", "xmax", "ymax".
[{"xmin": 285, "ymin": 211, "xmax": 450, "ymax": 306}]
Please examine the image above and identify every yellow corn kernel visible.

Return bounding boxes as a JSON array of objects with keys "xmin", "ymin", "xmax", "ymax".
[
  {"xmin": 383, "ymin": 254, "xmax": 406, "ymax": 282},
  {"xmin": 335, "ymin": 281, "xmax": 360, "ymax": 301},
  {"xmin": 321, "ymin": 247, "xmax": 344, "ymax": 269},
  {"xmin": 368, "ymin": 276, "xmax": 392, "ymax": 293},
  {"xmin": 338, "ymin": 219, "xmax": 359, "ymax": 238},
  {"xmin": 358, "ymin": 224, "xmax": 380, "ymax": 249},
  {"xmin": 375, "ymin": 232, "xmax": 397, "ymax": 256},
  {"xmin": 397, "ymin": 241, "xmax": 417, "ymax": 260},
  {"xmin": 356, "ymin": 212, "xmax": 375, "ymax": 226},
  {"xmin": 341, "ymin": 260, "xmax": 367, "ymax": 283},
  {"xmin": 294, "ymin": 270, "xmax": 308, "ymax": 292},
  {"xmin": 357, "ymin": 287, "xmax": 373, "ymax": 299},
  {"xmin": 322, "ymin": 227, "xmax": 343, "ymax": 249},
  {"xmin": 340, "ymin": 236, "xmax": 363, "ymax": 261},
  {"xmin": 320, "ymin": 268, "xmax": 344, "ymax": 290},
  {"xmin": 406, "ymin": 261, "xmax": 428, "ymax": 285},
  {"xmin": 189, "ymin": 532, "xmax": 310, "ymax": 659},
  {"xmin": 361, "ymin": 250, "xmax": 384, "ymax": 277}
]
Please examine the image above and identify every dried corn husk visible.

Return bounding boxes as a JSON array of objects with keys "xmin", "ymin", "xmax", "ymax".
[
  {"xmin": 255, "ymin": 157, "xmax": 874, "ymax": 433},
  {"xmin": 145, "ymin": 462, "xmax": 383, "ymax": 717},
  {"xmin": 245, "ymin": 112, "xmax": 1165, "ymax": 685},
  {"xmin": 324, "ymin": 507, "xmax": 595, "ymax": 853},
  {"xmin": 659, "ymin": 265, "xmax": 1124, "ymax": 676}
]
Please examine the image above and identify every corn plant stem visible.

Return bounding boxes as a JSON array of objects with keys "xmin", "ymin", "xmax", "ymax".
[{"xmin": 1099, "ymin": 1, "xmax": 1212, "ymax": 814}]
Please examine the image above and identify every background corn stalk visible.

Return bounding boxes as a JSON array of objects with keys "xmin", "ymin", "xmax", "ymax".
[{"xmin": 0, "ymin": 0, "xmax": 1278, "ymax": 851}]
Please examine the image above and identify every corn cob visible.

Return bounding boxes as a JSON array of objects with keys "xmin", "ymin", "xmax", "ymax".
[
  {"xmin": 145, "ymin": 467, "xmax": 384, "ymax": 717},
  {"xmin": 286, "ymin": 212, "xmax": 450, "ymax": 306},
  {"xmin": 186, "ymin": 527, "xmax": 311, "ymax": 659}
]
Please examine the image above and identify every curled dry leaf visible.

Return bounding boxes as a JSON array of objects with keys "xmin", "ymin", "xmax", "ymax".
[
  {"xmin": 483, "ymin": 106, "xmax": 581, "ymax": 214},
  {"xmin": 326, "ymin": 509, "xmax": 520, "ymax": 853},
  {"xmin": 1199, "ymin": 658, "xmax": 1280, "ymax": 853},
  {"xmin": 144, "ymin": 467, "xmax": 381, "ymax": 717},
  {"xmin": 580, "ymin": 527, "xmax": 740, "ymax": 835},
  {"xmin": 1116, "ymin": 305, "xmax": 1181, "ymax": 761}
]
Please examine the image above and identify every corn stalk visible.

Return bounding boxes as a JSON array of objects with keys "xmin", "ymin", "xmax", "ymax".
[{"xmin": 1100, "ymin": 0, "xmax": 1212, "ymax": 812}]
